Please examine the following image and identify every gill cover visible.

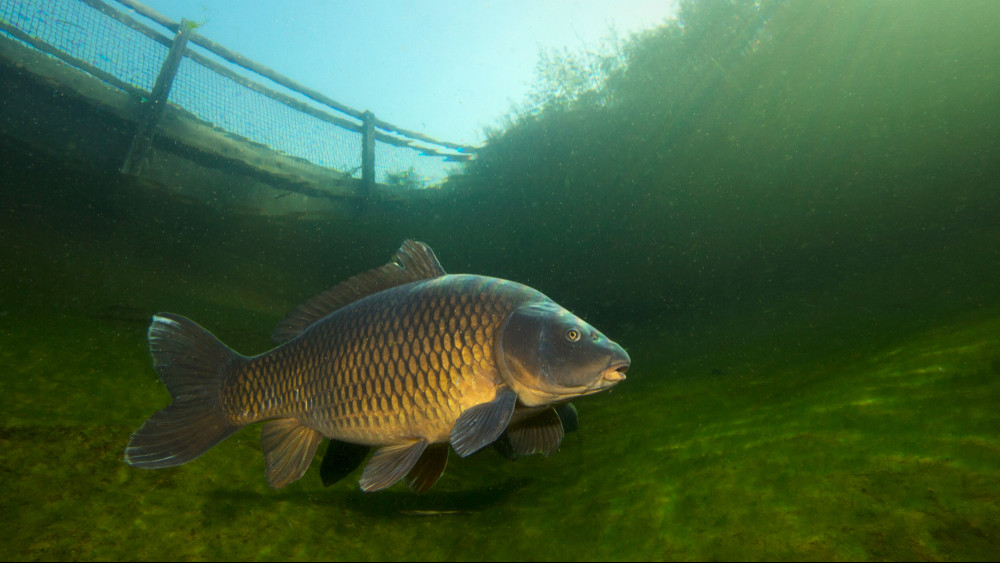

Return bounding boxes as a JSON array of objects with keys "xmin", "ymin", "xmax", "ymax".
[{"xmin": 496, "ymin": 301, "xmax": 628, "ymax": 407}]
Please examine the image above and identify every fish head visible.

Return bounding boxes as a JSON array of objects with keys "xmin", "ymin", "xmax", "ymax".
[{"xmin": 496, "ymin": 301, "xmax": 630, "ymax": 407}]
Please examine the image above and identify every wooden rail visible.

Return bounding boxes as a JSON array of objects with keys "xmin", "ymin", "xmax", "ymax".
[
  {"xmin": 104, "ymin": 0, "xmax": 476, "ymax": 185},
  {"xmin": 1, "ymin": 0, "xmax": 479, "ymax": 210}
]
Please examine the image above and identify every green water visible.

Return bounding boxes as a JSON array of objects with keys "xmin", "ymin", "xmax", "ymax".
[
  {"xmin": 3, "ymin": 0, "xmax": 1000, "ymax": 560},
  {"xmin": 2, "ymin": 150, "xmax": 998, "ymax": 561}
]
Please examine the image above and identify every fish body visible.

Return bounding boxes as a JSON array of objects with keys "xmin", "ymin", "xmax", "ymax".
[
  {"xmin": 125, "ymin": 241, "xmax": 629, "ymax": 492},
  {"xmin": 227, "ymin": 274, "xmax": 540, "ymax": 445}
]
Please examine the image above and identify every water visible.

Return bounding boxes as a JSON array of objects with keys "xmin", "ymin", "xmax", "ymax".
[{"xmin": 2, "ymin": 0, "xmax": 1000, "ymax": 560}]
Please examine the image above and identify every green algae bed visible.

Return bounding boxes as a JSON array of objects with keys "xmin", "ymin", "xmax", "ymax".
[
  {"xmin": 5, "ymin": 0, "xmax": 1000, "ymax": 557},
  {"xmin": 2, "ymin": 168, "xmax": 999, "ymax": 561},
  {"xmin": 3, "ymin": 293, "xmax": 998, "ymax": 560}
]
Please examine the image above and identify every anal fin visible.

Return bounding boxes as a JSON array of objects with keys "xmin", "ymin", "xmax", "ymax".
[
  {"xmin": 360, "ymin": 439, "xmax": 428, "ymax": 492},
  {"xmin": 261, "ymin": 419, "xmax": 323, "ymax": 489}
]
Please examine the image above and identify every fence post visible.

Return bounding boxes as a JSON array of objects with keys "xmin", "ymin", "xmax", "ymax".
[
  {"xmin": 121, "ymin": 18, "xmax": 193, "ymax": 175},
  {"xmin": 360, "ymin": 110, "xmax": 376, "ymax": 205}
]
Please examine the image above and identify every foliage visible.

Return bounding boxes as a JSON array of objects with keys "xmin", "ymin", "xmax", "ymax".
[
  {"xmin": 468, "ymin": 0, "xmax": 788, "ymax": 185},
  {"xmin": 384, "ymin": 166, "xmax": 425, "ymax": 190}
]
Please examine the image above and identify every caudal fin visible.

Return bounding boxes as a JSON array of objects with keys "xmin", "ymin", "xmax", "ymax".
[{"xmin": 124, "ymin": 313, "xmax": 245, "ymax": 469}]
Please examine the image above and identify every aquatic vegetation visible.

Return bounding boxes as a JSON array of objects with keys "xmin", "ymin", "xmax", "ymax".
[
  {"xmin": 3, "ymin": 0, "xmax": 999, "ymax": 559},
  {"xmin": 385, "ymin": 166, "xmax": 425, "ymax": 190}
]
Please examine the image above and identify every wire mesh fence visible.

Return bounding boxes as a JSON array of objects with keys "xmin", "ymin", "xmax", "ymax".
[
  {"xmin": 0, "ymin": 0, "xmax": 473, "ymax": 188},
  {"xmin": 2, "ymin": 0, "xmax": 163, "ymax": 91},
  {"xmin": 168, "ymin": 53, "xmax": 365, "ymax": 176}
]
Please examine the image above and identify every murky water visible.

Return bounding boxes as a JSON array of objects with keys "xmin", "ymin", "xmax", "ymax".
[{"xmin": 3, "ymin": 0, "xmax": 999, "ymax": 560}]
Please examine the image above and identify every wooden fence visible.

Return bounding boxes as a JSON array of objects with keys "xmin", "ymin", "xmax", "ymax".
[{"xmin": 0, "ymin": 0, "xmax": 477, "ymax": 208}]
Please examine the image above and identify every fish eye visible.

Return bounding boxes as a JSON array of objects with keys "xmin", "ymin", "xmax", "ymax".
[{"xmin": 566, "ymin": 329, "xmax": 581, "ymax": 342}]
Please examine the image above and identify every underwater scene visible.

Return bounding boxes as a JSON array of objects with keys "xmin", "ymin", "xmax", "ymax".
[{"xmin": 2, "ymin": 0, "xmax": 1000, "ymax": 560}]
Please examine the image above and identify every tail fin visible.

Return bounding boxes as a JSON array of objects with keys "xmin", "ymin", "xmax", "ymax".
[{"xmin": 124, "ymin": 313, "xmax": 245, "ymax": 469}]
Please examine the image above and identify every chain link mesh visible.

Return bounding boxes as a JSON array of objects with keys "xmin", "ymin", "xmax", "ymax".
[{"xmin": 1, "ymin": 0, "xmax": 462, "ymax": 187}]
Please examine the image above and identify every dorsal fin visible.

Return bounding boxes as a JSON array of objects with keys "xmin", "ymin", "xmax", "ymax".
[{"xmin": 272, "ymin": 240, "xmax": 446, "ymax": 343}]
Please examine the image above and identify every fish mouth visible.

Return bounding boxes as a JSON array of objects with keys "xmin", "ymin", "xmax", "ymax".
[
  {"xmin": 600, "ymin": 344, "xmax": 631, "ymax": 386},
  {"xmin": 601, "ymin": 361, "xmax": 629, "ymax": 384},
  {"xmin": 554, "ymin": 361, "xmax": 629, "ymax": 398}
]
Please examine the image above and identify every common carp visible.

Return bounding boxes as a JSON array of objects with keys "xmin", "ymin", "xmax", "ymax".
[{"xmin": 125, "ymin": 240, "xmax": 630, "ymax": 492}]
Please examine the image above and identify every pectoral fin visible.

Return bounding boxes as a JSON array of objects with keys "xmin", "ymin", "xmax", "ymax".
[
  {"xmin": 450, "ymin": 388, "xmax": 517, "ymax": 457},
  {"xmin": 493, "ymin": 403, "xmax": 578, "ymax": 460},
  {"xmin": 319, "ymin": 440, "xmax": 371, "ymax": 487},
  {"xmin": 359, "ymin": 439, "xmax": 428, "ymax": 492},
  {"xmin": 554, "ymin": 402, "xmax": 579, "ymax": 434},
  {"xmin": 505, "ymin": 407, "xmax": 565, "ymax": 457},
  {"xmin": 261, "ymin": 419, "xmax": 323, "ymax": 489}
]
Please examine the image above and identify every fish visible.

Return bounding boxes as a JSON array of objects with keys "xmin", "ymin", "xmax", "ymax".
[
  {"xmin": 124, "ymin": 240, "xmax": 630, "ymax": 492},
  {"xmin": 317, "ymin": 402, "xmax": 579, "ymax": 487}
]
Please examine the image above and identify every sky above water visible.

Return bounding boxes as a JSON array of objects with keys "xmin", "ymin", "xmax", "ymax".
[{"xmin": 134, "ymin": 0, "xmax": 679, "ymax": 147}]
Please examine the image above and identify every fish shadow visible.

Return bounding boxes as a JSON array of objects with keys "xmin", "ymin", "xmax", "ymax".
[
  {"xmin": 340, "ymin": 477, "xmax": 532, "ymax": 517},
  {"xmin": 205, "ymin": 477, "xmax": 532, "ymax": 518}
]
